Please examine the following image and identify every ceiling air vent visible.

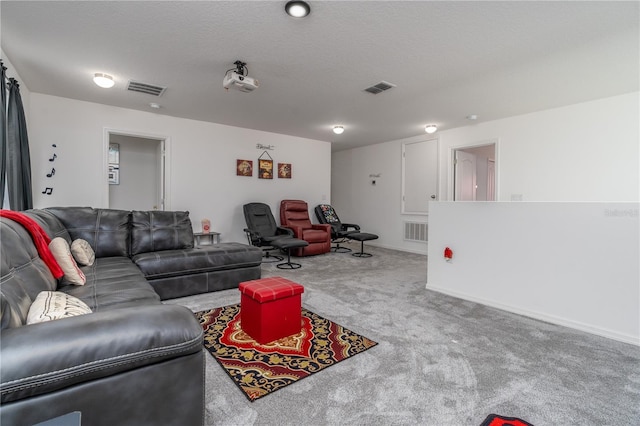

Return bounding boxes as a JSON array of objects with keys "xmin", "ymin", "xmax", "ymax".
[
  {"xmin": 127, "ymin": 80, "xmax": 166, "ymax": 97},
  {"xmin": 364, "ymin": 81, "xmax": 396, "ymax": 95}
]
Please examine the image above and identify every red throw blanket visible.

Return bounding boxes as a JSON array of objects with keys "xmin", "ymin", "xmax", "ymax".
[{"xmin": 0, "ymin": 209, "xmax": 64, "ymax": 279}]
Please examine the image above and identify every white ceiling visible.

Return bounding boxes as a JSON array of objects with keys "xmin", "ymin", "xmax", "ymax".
[{"xmin": 2, "ymin": 1, "xmax": 638, "ymax": 152}]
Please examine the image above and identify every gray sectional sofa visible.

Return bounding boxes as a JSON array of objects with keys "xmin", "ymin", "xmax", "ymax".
[{"xmin": 0, "ymin": 207, "xmax": 262, "ymax": 425}]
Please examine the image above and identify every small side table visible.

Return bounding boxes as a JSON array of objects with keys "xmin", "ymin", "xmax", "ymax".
[{"xmin": 193, "ymin": 232, "xmax": 220, "ymax": 246}]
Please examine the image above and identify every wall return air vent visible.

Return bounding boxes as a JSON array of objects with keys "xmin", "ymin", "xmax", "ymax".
[
  {"xmin": 404, "ymin": 221, "xmax": 428, "ymax": 242},
  {"xmin": 127, "ymin": 80, "xmax": 167, "ymax": 97},
  {"xmin": 364, "ymin": 81, "xmax": 396, "ymax": 95}
]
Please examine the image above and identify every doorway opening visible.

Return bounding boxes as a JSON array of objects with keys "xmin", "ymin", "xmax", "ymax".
[
  {"xmin": 453, "ymin": 142, "xmax": 496, "ymax": 201},
  {"xmin": 105, "ymin": 130, "xmax": 167, "ymax": 210}
]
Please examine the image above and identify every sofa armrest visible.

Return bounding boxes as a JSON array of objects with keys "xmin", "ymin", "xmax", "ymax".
[
  {"xmin": 341, "ymin": 223, "xmax": 361, "ymax": 231},
  {"xmin": 311, "ymin": 223, "xmax": 332, "ymax": 239},
  {"xmin": 283, "ymin": 225, "xmax": 304, "ymax": 239},
  {"xmin": 0, "ymin": 304, "xmax": 202, "ymax": 404},
  {"xmin": 275, "ymin": 226, "xmax": 294, "ymax": 237}
]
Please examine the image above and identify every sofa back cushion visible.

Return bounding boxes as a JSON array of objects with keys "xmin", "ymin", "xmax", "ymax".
[
  {"xmin": 23, "ymin": 209, "xmax": 72, "ymax": 243},
  {"xmin": 130, "ymin": 211, "xmax": 194, "ymax": 256},
  {"xmin": 1, "ymin": 218, "xmax": 58, "ymax": 329},
  {"xmin": 46, "ymin": 207, "xmax": 130, "ymax": 258}
]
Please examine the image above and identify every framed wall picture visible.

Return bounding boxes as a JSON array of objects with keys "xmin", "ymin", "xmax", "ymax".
[
  {"xmin": 258, "ymin": 159, "xmax": 273, "ymax": 179},
  {"xmin": 278, "ymin": 163, "xmax": 292, "ymax": 179},
  {"xmin": 236, "ymin": 159, "xmax": 253, "ymax": 176}
]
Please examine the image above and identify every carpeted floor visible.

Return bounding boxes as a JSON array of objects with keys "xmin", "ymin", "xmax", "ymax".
[{"xmin": 165, "ymin": 242, "xmax": 640, "ymax": 425}]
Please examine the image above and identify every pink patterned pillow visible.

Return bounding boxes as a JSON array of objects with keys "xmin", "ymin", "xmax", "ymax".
[{"xmin": 49, "ymin": 237, "xmax": 86, "ymax": 285}]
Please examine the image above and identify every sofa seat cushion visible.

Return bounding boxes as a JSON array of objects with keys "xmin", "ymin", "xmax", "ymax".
[
  {"xmin": 133, "ymin": 243, "xmax": 262, "ymax": 280},
  {"xmin": 58, "ymin": 257, "xmax": 160, "ymax": 312}
]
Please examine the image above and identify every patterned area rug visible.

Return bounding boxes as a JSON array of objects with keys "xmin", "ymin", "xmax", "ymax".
[
  {"xmin": 480, "ymin": 414, "xmax": 534, "ymax": 426},
  {"xmin": 195, "ymin": 304, "xmax": 378, "ymax": 401}
]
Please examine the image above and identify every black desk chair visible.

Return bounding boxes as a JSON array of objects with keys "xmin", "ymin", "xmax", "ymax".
[{"xmin": 243, "ymin": 202, "xmax": 308, "ymax": 269}]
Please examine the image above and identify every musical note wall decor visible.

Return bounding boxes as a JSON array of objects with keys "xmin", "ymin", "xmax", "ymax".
[{"xmin": 43, "ymin": 143, "xmax": 57, "ymax": 196}]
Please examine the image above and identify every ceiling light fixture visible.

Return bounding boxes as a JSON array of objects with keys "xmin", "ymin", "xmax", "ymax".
[
  {"xmin": 425, "ymin": 124, "xmax": 437, "ymax": 134},
  {"xmin": 93, "ymin": 73, "xmax": 114, "ymax": 88},
  {"xmin": 285, "ymin": 1, "xmax": 310, "ymax": 18},
  {"xmin": 333, "ymin": 125, "xmax": 344, "ymax": 135}
]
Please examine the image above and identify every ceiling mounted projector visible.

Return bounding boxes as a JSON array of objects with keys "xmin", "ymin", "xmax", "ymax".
[{"xmin": 223, "ymin": 60, "xmax": 259, "ymax": 93}]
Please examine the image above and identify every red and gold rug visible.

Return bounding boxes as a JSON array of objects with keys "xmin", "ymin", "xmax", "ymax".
[{"xmin": 195, "ymin": 304, "xmax": 378, "ymax": 401}]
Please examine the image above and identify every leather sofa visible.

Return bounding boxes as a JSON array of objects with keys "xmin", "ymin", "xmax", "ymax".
[{"xmin": 0, "ymin": 207, "xmax": 262, "ymax": 425}]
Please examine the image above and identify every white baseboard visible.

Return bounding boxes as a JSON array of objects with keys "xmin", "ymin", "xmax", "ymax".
[
  {"xmin": 426, "ymin": 284, "xmax": 640, "ymax": 347},
  {"xmin": 364, "ymin": 241, "xmax": 427, "ymax": 256}
]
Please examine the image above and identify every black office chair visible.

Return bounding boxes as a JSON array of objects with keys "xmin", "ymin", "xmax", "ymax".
[
  {"xmin": 243, "ymin": 203, "xmax": 309, "ymax": 269},
  {"xmin": 314, "ymin": 204, "xmax": 379, "ymax": 257}
]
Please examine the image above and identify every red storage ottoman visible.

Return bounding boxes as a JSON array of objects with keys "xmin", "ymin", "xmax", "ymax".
[{"xmin": 239, "ymin": 277, "xmax": 305, "ymax": 344}]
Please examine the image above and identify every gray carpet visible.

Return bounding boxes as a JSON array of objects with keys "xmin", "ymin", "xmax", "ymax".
[{"xmin": 165, "ymin": 242, "xmax": 640, "ymax": 425}]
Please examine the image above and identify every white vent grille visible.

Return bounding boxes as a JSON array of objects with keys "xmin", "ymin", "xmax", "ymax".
[
  {"xmin": 404, "ymin": 221, "xmax": 428, "ymax": 242},
  {"xmin": 127, "ymin": 80, "xmax": 166, "ymax": 96},
  {"xmin": 364, "ymin": 81, "xmax": 396, "ymax": 94}
]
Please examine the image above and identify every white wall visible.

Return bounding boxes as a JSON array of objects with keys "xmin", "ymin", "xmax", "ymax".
[
  {"xmin": 439, "ymin": 92, "xmax": 639, "ymax": 202},
  {"xmin": 331, "ymin": 135, "xmax": 436, "ymax": 254},
  {"xmin": 427, "ymin": 201, "xmax": 640, "ymax": 345},
  {"xmin": 332, "ymin": 91, "xmax": 640, "ymax": 254},
  {"xmin": 28, "ymin": 93, "xmax": 331, "ymax": 243}
]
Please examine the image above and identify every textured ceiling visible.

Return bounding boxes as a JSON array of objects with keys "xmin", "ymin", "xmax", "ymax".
[{"xmin": 1, "ymin": 1, "xmax": 638, "ymax": 151}]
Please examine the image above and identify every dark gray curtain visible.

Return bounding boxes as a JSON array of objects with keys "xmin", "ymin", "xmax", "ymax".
[
  {"xmin": 7, "ymin": 77, "xmax": 32, "ymax": 210},
  {"xmin": 0, "ymin": 61, "xmax": 7, "ymax": 205}
]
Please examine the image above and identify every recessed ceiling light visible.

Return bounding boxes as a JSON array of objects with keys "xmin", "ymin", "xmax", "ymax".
[
  {"xmin": 425, "ymin": 124, "xmax": 437, "ymax": 134},
  {"xmin": 333, "ymin": 125, "xmax": 344, "ymax": 135},
  {"xmin": 285, "ymin": 1, "xmax": 310, "ymax": 18},
  {"xmin": 93, "ymin": 73, "xmax": 114, "ymax": 88},
  {"xmin": 466, "ymin": 115, "xmax": 478, "ymax": 120}
]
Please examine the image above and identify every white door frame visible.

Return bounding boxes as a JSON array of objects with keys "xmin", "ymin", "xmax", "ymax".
[
  {"xmin": 448, "ymin": 138, "xmax": 499, "ymax": 201},
  {"xmin": 102, "ymin": 128, "xmax": 171, "ymax": 209}
]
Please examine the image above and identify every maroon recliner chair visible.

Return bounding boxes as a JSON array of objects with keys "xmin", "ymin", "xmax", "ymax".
[{"xmin": 279, "ymin": 200, "xmax": 331, "ymax": 256}]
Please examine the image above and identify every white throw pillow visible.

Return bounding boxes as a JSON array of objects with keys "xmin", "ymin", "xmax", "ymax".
[
  {"xmin": 71, "ymin": 239, "xmax": 95, "ymax": 266},
  {"xmin": 49, "ymin": 237, "xmax": 86, "ymax": 285},
  {"xmin": 27, "ymin": 291, "xmax": 92, "ymax": 324}
]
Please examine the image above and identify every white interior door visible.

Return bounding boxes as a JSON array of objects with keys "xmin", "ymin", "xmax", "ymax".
[
  {"xmin": 402, "ymin": 139, "xmax": 438, "ymax": 214},
  {"xmin": 455, "ymin": 150, "xmax": 477, "ymax": 201},
  {"xmin": 487, "ymin": 159, "xmax": 496, "ymax": 201}
]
